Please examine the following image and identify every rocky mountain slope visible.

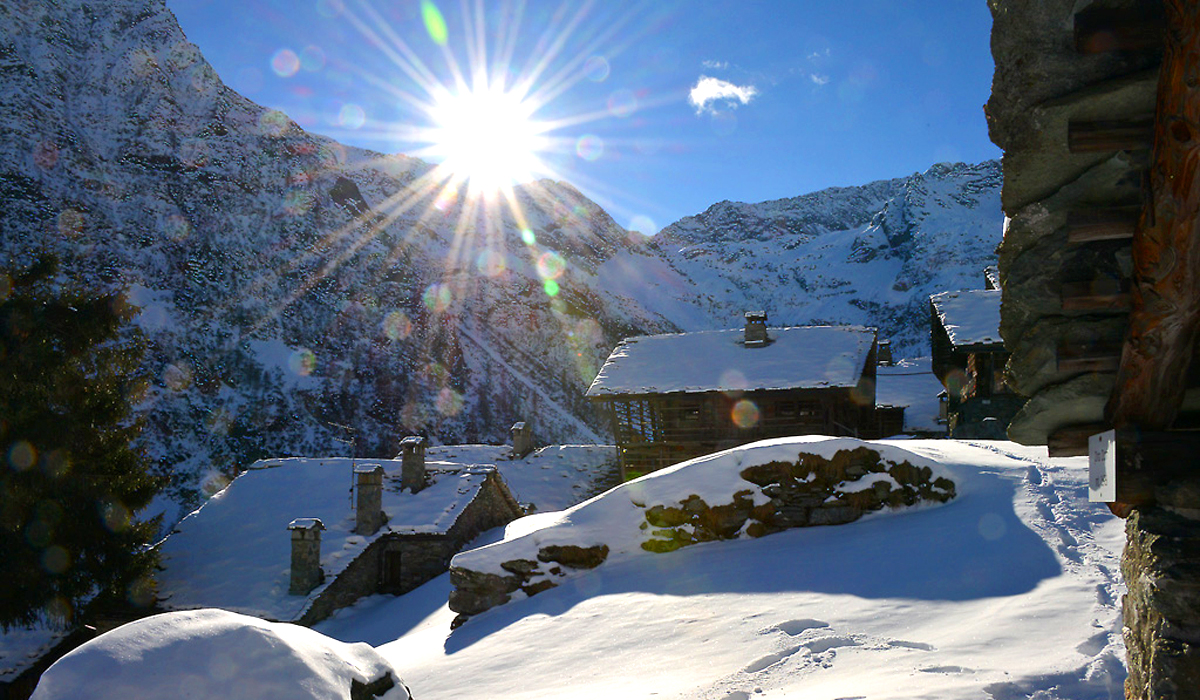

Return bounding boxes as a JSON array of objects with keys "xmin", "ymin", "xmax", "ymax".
[
  {"xmin": 607, "ymin": 160, "xmax": 1004, "ymax": 356},
  {"xmin": 0, "ymin": 0, "xmax": 1002, "ymax": 517}
]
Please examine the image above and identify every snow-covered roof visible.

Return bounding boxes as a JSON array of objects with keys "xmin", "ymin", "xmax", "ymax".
[
  {"xmin": 586, "ymin": 326, "xmax": 877, "ymax": 397},
  {"xmin": 929, "ymin": 289, "xmax": 1003, "ymax": 348},
  {"xmin": 158, "ymin": 457, "xmax": 497, "ymax": 622}
]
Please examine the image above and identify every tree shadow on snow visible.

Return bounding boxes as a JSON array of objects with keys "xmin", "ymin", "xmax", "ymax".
[{"xmin": 445, "ymin": 469, "xmax": 1063, "ymax": 653}]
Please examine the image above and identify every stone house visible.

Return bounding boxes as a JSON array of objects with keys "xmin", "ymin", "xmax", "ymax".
[
  {"xmin": 586, "ymin": 314, "xmax": 904, "ymax": 477},
  {"xmin": 156, "ymin": 440, "xmax": 522, "ymax": 625},
  {"xmin": 929, "ymin": 287, "xmax": 1023, "ymax": 438},
  {"xmin": 988, "ymin": 1, "xmax": 1200, "ymax": 695}
]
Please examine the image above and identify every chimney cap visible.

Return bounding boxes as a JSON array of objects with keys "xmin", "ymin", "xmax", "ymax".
[
  {"xmin": 288, "ymin": 517, "xmax": 325, "ymax": 531},
  {"xmin": 353, "ymin": 463, "xmax": 384, "ymax": 475},
  {"xmin": 400, "ymin": 435, "xmax": 427, "ymax": 448},
  {"xmin": 744, "ymin": 311, "xmax": 767, "ymax": 322},
  {"xmin": 511, "ymin": 421, "xmax": 528, "ymax": 431}
]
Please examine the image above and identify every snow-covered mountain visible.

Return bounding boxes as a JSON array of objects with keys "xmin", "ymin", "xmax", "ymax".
[
  {"xmin": 0, "ymin": 0, "xmax": 1002, "ymax": 515},
  {"xmin": 610, "ymin": 160, "xmax": 1004, "ymax": 355}
]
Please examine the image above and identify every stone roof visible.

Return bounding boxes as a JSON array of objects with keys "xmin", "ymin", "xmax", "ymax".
[{"xmin": 930, "ymin": 289, "xmax": 1003, "ymax": 349}]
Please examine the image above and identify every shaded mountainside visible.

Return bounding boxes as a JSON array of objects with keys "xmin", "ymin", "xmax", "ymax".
[
  {"xmin": 0, "ymin": 0, "xmax": 672, "ymax": 518},
  {"xmin": 0, "ymin": 0, "xmax": 1002, "ymax": 519}
]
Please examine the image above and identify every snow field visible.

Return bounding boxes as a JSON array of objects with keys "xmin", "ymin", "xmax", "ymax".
[{"xmin": 316, "ymin": 439, "xmax": 1126, "ymax": 700}]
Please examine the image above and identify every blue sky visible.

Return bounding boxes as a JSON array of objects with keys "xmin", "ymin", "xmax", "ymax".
[{"xmin": 167, "ymin": 0, "xmax": 999, "ymax": 233}]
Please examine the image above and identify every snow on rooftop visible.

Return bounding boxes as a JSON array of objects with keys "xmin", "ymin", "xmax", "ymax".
[
  {"xmin": 930, "ymin": 289, "xmax": 1003, "ymax": 348},
  {"xmin": 876, "ymin": 357, "xmax": 946, "ymax": 434},
  {"xmin": 586, "ymin": 326, "xmax": 877, "ymax": 397},
  {"xmin": 31, "ymin": 609, "xmax": 409, "ymax": 700},
  {"xmin": 426, "ymin": 444, "xmax": 617, "ymax": 512},
  {"xmin": 158, "ymin": 457, "xmax": 493, "ymax": 621},
  {"xmin": 156, "ymin": 445, "xmax": 617, "ymax": 622}
]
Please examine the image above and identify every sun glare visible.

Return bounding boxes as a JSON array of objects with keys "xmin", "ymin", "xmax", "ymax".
[{"xmin": 427, "ymin": 85, "xmax": 547, "ymax": 195}]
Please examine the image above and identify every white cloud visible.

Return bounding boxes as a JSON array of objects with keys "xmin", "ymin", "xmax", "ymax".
[
  {"xmin": 701, "ymin": 60, "xmax": 729, "ymax": 69},
  {"xmin": 810, "ymin": 73, "xmax": 830, "ymax": 86},
  {"xmin": 688, "ymin": 76, "xmax": 758, "ymax": 115}
]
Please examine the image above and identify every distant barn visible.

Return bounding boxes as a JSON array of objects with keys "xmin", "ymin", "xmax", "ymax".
[
  {"xmin": 586, "ymin": 314, "xmax": 904, "ymax": 477},
  {"xmin": 929, "ymin": 288, "xmax": 1023, "ymax": 438}
]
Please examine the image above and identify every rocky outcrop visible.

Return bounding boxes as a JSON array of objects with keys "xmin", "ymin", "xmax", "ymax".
[
  {"xmin": 448, "ymin": 544, "xmax": 609, "ymax": 627},
  {"xmin": 447, "ymin": 447, "xmax": 953, "ymax": 624},
  {"xmin": 642, "ymin": 448, "xmax": 954, "ymax": 551}
]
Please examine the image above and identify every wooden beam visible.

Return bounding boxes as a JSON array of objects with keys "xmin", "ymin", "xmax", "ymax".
[
  {"xmin": 1067, "ymin": 118, "xmax": 1155, "ymax": 153},
  {"xmin": 1074, "ymin": 5, "xmax": 1165, "ymax": 54},
  {"xmin": 1066, "ymin": 207, "xmax": 1140, "ymax": 243},
  {"xmin": 1056, "ymin": 342, "xmax": 1123, "ymax": 373},
  {"xmin": 1048, "ymin": 423, "xmax": 1108, "ymax": 457},
  {"xmin": 1107, "ymin": 0, "xmax": 1200, "ymax": 431},
  {"xmin": 1060, "ymin": 279, "xmax": 1132, "ymax": 312}
]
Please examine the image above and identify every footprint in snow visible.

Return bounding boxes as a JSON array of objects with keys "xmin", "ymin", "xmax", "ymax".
[
  {"xmin": 742, "ymin": 645, "xmax": 803, "ymax": 673},
  {"xmin": 772, "ymin": 618, "xmax": 829, "ymax": 636},
  {"xmin": 887, "ymin": 639, "xmax": 936, "ymax": 651},
  {"xmin": 803, "ymin": 635, "xmax": 859, "ymax": 654}
]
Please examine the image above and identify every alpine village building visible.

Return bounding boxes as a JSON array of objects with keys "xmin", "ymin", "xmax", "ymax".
[
  {"xmin": 929, "ymin": 283, "xmax": 1023, "ymax": 439},
  {"xmin": 586, "ymin": 313, "xmax": 904, "ymax": 478}
]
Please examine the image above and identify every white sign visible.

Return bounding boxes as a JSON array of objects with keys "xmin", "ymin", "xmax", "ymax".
[{"xmin": 1088, "ymin": 429, "xmax": 1117, "ymax": 502}]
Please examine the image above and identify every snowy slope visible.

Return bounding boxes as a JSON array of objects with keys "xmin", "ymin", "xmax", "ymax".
[{"xmin": 316, "ymin": 440, "xmax": 1126, "ymax": 700}]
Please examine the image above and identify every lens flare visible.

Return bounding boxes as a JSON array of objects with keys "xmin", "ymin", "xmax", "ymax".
[
  {"xmin": 338, "ymin": 103, "xmax": 366, "ymax": 129},
  {"xmin": 576, "ymin": 134, "xmax": 604, "ymax": 161},
  {"xmin": 271, "ymin": 48, "xmax": 300, "ymax": 77},
  {"xmin": 383, "ymin": 311, "xmax": 413, "ymax": 340},
  {"xmin": 584, "ymin": 55, "xmax": 610, "ymax": 82},
  {"xmin": 543, "ymin": 279, "xmax": 560, "ymax": 297},
  {"xmin": 8, "ymin": 441, "xmax": 36, "ymax": 471},
  {"xmin": 288, "ymin": 349, "xmax": 317, "ymax": 376},
  {"xmin": 537, "ymin": 251, "xmax": 566, "ymax": 280},
  {"xmin": 422, "ymin": 1, "xmax": 449, "ymax": 46},
  {"xmin": 607, "ymin": 89, "xmax": 638, "ymax": 118},
  {"xmin": 731, "ymin": 399, "xmax": 760, "ymax": 428}
]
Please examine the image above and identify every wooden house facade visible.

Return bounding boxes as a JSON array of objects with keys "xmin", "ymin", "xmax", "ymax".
[
  {"xmin": 587, "ymin": 316, "xmax": 904, "ymax": 477},
  {"xmin": 929, "ymin": 289, "xmax": 1023, "ymax": 438}
]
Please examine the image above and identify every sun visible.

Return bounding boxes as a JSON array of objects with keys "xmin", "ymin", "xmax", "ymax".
[{"xmin": 426, "ymin": 84, "xmax": 548, "ymax": 196}]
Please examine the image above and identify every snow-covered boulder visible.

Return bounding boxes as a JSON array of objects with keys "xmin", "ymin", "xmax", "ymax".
[
  {"xmin": 31, "ymin": 609, "xmax": 410, "ymax": 700},
  {"xmin": 447, "ymin": 436, "xmax": 956, "ymax": 625}
]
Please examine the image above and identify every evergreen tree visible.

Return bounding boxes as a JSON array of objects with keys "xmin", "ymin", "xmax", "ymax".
[{"xmin": 0, "ymin": 258, "xmax": 161, "ymax": 629}]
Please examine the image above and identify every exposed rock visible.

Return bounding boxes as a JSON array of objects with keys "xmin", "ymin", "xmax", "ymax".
[
  {"xmin": 536, "ymin": 544, "xmax": 609, "ymax": 570},
  {"xmin": 1122, "ymin": 507, "xmax": 1200, "ymax": 700}
]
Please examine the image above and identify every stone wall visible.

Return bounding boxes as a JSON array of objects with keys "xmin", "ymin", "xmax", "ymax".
[
  {"xmin": 1123, "ymin": 499, "xmax": 1200, "ymax": 700},
  {"xmin": 299, "ymin": 470, "xmax": 523, "ymax": 626},
  {"xmin": 448, "ymin": 447, "xmax": 954, "ymax": 625}
]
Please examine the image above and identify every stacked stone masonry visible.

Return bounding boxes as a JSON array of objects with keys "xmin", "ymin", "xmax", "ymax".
[{"xmin": 447, "ymin": 447, "xmax": 954, "ymax": 625}]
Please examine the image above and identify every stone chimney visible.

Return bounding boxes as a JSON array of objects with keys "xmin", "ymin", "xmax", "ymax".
[
  {"xmin": 354, "ymin": 464, "xmax": 385, "ymax": 535},
  {"xmin": 877, "ymin": 339, "xmax": 893, "ymax": 366},
  {"xmin": 511, "ymin": 421, "xmax": 533, "ymax": 458},
  {"xmin": 399, "ymin": 435, "xmax": 427, "ymax": 493},
  {"xmin": 744, "ymin": 311, "xmax": 769, "ymax": 347},
  {"xmin": 288, "ymin": 518, "xmax": 325, "ymax": 595}
]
